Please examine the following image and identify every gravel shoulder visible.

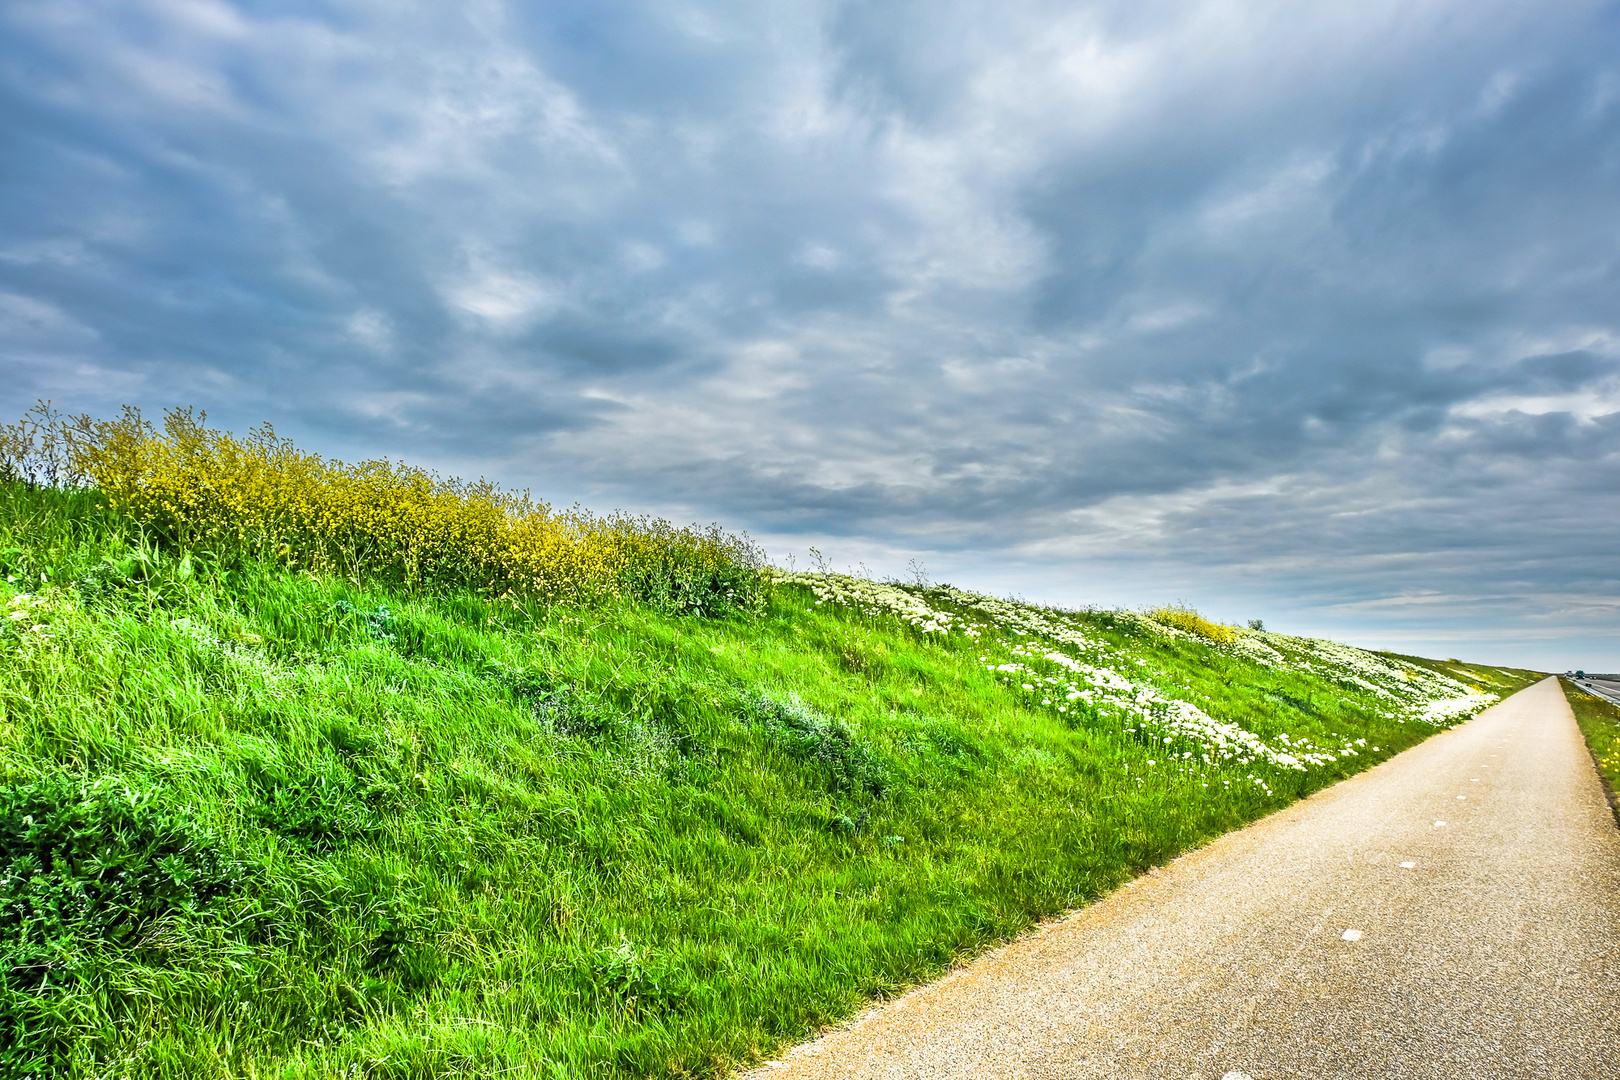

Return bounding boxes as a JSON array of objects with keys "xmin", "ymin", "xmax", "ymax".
[{"xmin": 742, "ymin": 676, "xmax": 1620, "ymax": 1079}]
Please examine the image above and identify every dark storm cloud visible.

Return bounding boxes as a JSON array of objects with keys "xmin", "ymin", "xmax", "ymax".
[{"xmin": 2, "ymin": 0, "xmax": 1619, "ymax": 667}]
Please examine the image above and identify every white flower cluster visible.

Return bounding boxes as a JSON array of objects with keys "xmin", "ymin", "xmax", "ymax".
[
  {"xmin": 1268, "ymin": 636, "xmax": 1493, "ymax": 722},
  {"xmin": 984, "ymin": 642, "xmax": 1333, "ymax": 771},
  {"xmin": 766, "ymin": 570, "xmax": 969, "ymax": 636},
  {"xmin": 1223, "ymin": 628, "xmax": 1286, "ymax": 667},
  {"xmin": 771, "ymin": 570, "xmax": 1498, "ymax": 773},
  {"xmin": 1414, "ymin": 694, "xmax": 1496, "ymax": 726},
  {"xmin": 932, "ymin": 586, "xmax": 1094, "ymax": 651}
]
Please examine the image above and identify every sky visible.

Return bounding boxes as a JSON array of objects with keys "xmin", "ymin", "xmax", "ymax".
[{"xmin": 3, "ymin": 0, "xmax": 1618, "ymax": 672}]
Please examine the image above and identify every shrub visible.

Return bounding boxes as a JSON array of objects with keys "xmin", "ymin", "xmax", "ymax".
[
  {"xmin": 1148, "ymin": 604, "xmax": 1236, "ymax": 644},
  {"xmin": 11, "ymin": 403, "xmax": 765, "ymax": 616}
]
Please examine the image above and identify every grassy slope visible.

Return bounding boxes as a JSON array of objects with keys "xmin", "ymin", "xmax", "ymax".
[
  {"xmin": 1560, "ymin": 678, "xmax": 1620, "ymax": 826},
  {"xmin": 0, "ymin": 484, "xmax": 1543, "ymax": 1079}
]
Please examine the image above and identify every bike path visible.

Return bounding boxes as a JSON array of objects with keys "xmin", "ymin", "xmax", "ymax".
[{"xmin": 746, "ymin": 677, "xmax": 1620, "ymax": 1079}]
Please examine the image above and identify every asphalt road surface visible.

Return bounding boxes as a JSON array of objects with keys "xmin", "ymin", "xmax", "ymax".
[{"xmin": 745, "ymin": 677, "xmax": 1620, "ymax": 1079}]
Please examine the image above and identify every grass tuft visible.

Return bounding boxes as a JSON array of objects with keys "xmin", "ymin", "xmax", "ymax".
[{"xmin": 739, "ymin": 691, "xmax": 888, "ymax": 796}]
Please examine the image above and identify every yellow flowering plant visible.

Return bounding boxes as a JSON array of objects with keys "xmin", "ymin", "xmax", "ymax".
[
  {"xmin": 29, "ymin": 404, "xmax": 763, "ymax": 615},
  {"xmin": 1147, "ymin": 604, "xmax": 1237, "ymax": 644}
]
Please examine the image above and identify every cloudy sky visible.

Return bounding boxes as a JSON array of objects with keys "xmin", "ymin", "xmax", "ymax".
[{"xmin": 3, "ymin": 0, "xmax": 1618, "ymax": 670}]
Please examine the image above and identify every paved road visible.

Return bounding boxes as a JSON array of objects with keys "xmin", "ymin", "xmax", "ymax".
[{"xmin": 746, "ymin": 677, "xmax": 1620, "ymax": 1079}]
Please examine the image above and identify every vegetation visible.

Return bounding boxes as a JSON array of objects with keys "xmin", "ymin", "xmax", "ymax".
[
  {"xmin": 1561, "ymin": 678, "xmax": 1620, "ymax": 825},
  {"xmin": 0, "ymin": 407, "xmax": 1545, "ymax": 1079},
  {"xmin": 1148, "ymin": 603, "xmax": 1235, "ymax": 644},
  {"xmin": 1, "ymin": 401, "xmax": 763, "ymax": 616}
]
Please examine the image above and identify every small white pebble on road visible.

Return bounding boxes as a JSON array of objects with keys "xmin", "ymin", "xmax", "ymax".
[
  {"xmin": 1470, "ymin": 778, "xmax": 1479, "ymax": 781},
  {"xmin": 1341, "ymin": 929, "xmax": 1363, "ymax": 941},
  {"xmin": 1400, "ymin": 861, "xmax": 1416, "ymax": 868},
  {"xmin": 1222, "ymin": 1072, "xmax": 1256, "ymax": 1080},
  {"xmin": 1457, "ymin": 795, "xmax": 1466, "ymax": 800},
  {"xmin": 1434, "ymin": 820, "xmax": 1447, "ymax": 826}
]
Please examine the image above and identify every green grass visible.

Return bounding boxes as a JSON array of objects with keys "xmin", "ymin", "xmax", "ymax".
[
  {"xmin": 1561, "ymin": 678, "xmax": 1620, "ymax": 826},
  {"xmin": 0, "ymin": 482, "xmax": 1545, "ymax": 1079}
]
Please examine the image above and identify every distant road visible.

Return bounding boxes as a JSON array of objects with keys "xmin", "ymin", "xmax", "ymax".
[
  {"xmin": 1571, "ymin": 676, "xmax": 1620, "ymax": 709},
  {"xmin": 746, "ymin": 678, "xmax": 1620, "ymax": 1079}
]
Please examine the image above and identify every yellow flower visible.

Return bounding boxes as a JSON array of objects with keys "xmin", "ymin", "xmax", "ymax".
[{"xmin": 64, "ymin": 405, "xmax": 761, "ymax": 612}]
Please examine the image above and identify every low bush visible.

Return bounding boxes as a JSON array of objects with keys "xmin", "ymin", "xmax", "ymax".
[
  {"xmin": 1148, "ymin": 604, "xmax": 1236, "ymax": 644},
  {"xmin": 2, "ymin": 401, "xmax": 765, "ymax": 617}
]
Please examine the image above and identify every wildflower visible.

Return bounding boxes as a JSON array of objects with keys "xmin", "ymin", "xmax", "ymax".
[{"xmin": 33, "ymin": 408, "xmax": 748, "ymax": 613}]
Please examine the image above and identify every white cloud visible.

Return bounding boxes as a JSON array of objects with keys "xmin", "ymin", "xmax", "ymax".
[
  {"xmin": 446, "ymin": 263, "xmax": 560, "ymax": 327},
  {"xmin": 0, "ymin": 291, "xmax": 98, "ymax": 343},
  {"xmin": 346, "ymin": 309, "xmax": 395, "ymax": 353}
]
